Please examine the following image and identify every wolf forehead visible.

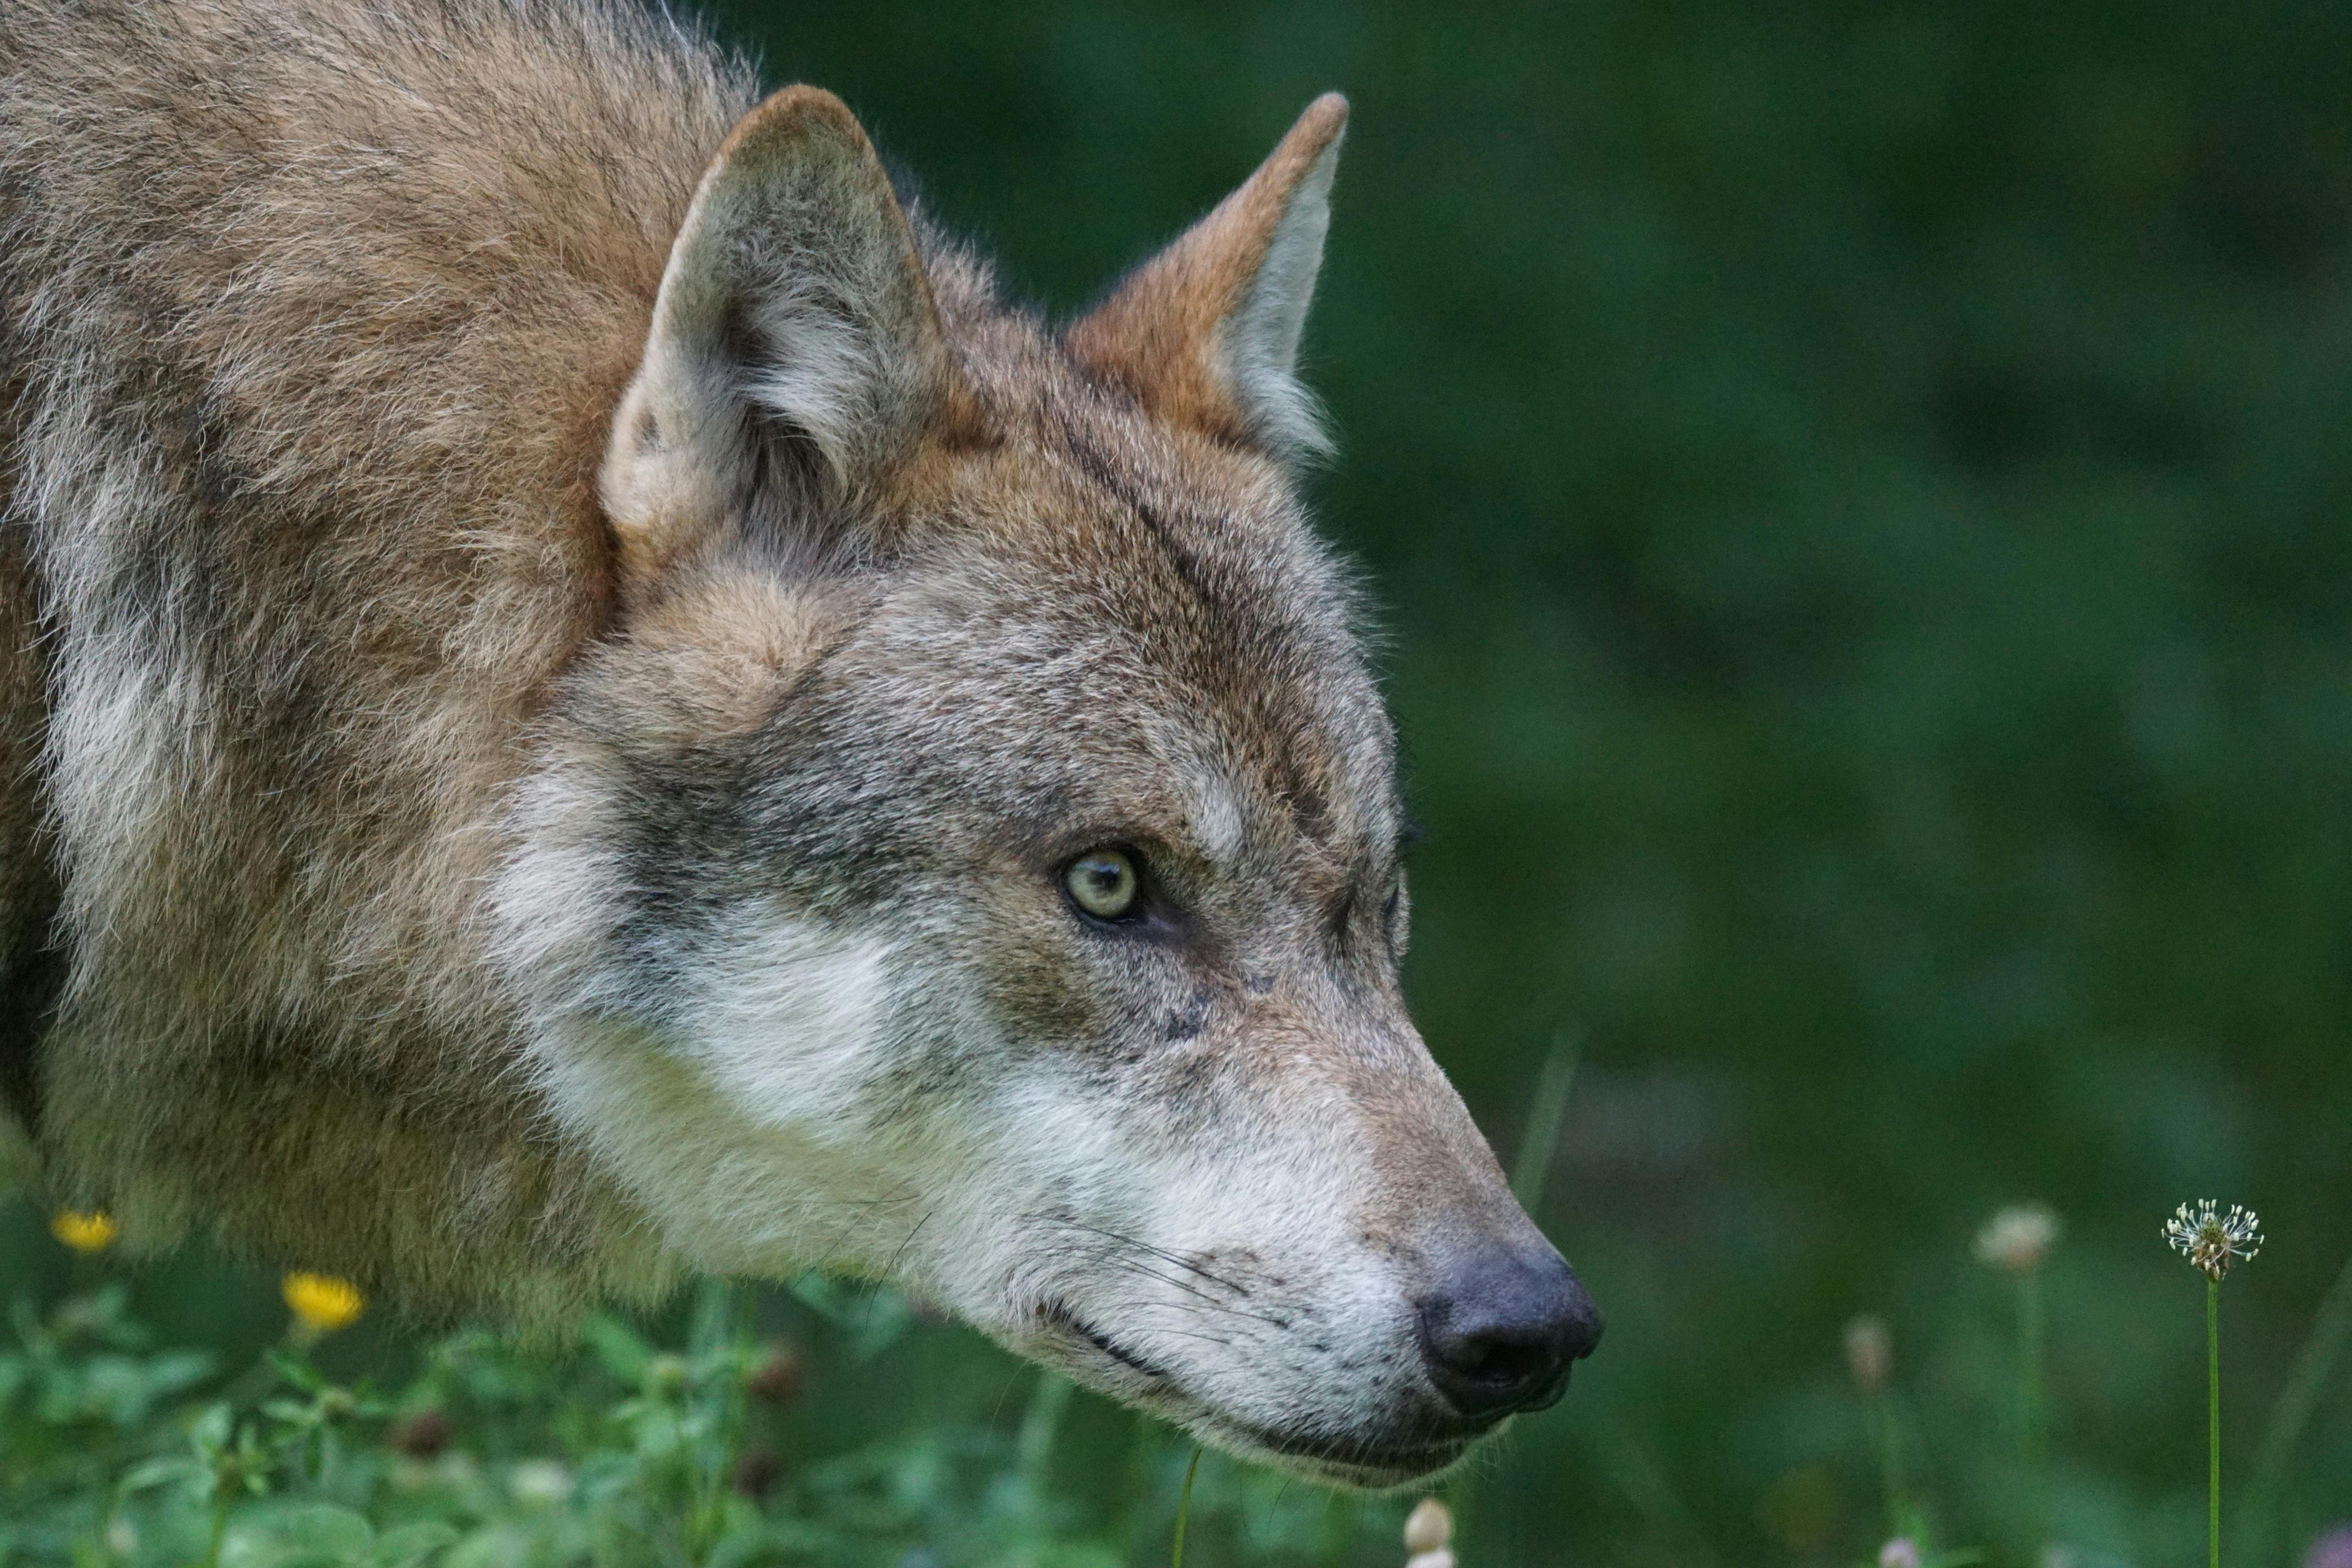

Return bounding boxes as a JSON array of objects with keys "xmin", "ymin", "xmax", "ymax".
[
  {"xmin": 846, "ymin": 394, "xmax": 1396, "ymax": 846},
  {"xmin": 599, "ymin": 267, "xmax": 1400, "ymax": 882}
]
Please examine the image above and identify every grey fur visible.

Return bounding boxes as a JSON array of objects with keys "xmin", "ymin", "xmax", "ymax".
[{"xmin": 0, "ymin": 0, "xmax": 1583, "ymax": 1485}]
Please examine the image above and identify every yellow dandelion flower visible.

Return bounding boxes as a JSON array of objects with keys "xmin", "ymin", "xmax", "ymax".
[
  {"xmin": 50, "ymin": 1209, "xmax": 118, "ymax": 1253},
  {"xmin": 282, "ymin": 1272, "xmax": 365, "ymax": 1334}
]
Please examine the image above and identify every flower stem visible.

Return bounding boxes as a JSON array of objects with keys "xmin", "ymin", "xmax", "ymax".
[
  {"xmin": 1510, "ymin": 1029, "xmax": 1579, "ymax": 1214},
  {"xmin": 201, "ymin": 1495, "xmax": 230, "ymax": 1568},
  {"xmin": 2208, "ymin": 1274, "xmax": 2221, "ymax": 1568},
  {"xmin": 2019, "ymin": 1265, "xmax": 2048, "ymax": 1551},
  {"xmin": 2020, "ymin": 1267, "xmax": 2044, "ymax": 1462},
  {"xmin": 1870, "ymin": 1388, "xmax": 1909, "ymax": 1538}
]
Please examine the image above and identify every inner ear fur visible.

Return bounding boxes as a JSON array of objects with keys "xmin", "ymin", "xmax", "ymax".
[
  {"xmin": 602, "ymin": 86, "xmax": 964, "ymax": 591},
  {"xmin": 1065, "ymin": 93, "xmax": 1348, "ymax": 465}
]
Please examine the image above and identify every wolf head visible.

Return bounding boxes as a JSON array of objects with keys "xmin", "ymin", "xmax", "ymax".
[{"xmin": 494, "ymin": 87, "xmax": 1599, "ymax": 1487}]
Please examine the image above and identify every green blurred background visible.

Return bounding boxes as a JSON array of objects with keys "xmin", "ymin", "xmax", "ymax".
[{"xmin": 13, "ymin": 0, "xmax": 2352, "ymax": 1563}]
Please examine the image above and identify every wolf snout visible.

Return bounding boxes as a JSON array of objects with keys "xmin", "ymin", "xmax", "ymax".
[{"xmin": 1415, "ymin": 1248, "xmax": 1602, "ymax": 1421}]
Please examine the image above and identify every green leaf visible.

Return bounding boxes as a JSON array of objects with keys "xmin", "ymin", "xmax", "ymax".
[
  {"xmin": 219, "ymin": 1501, "xmax": 373, "ymax": 1568},
  {"xmin": 848, "ymin": 1289, "xmax": 913, "ymax": 1363},
  {"xmin": 145, "ymin": 1349, "xmax": 220, "ymax": 1397},
  {"xmin": 267, "ymin": 1350, "xmax": 328, "ymax": 1394},
  {"xmin": 188, "ymin": 1402, "xmax": 235, "ymax": 1452},
  {"xmin": 118, "ymin": 1455, "xmax": 205, "ymax": 1494},
  {"xmin": 577, "ymin": 1315, "xmax": 652, "ymax": 1385},
  {"xmin": 786, "ymin": 1273, "xmax": 853, "ymax": 1326},
  {"xmin": 704, "ymin": 1519, "xmax": 840, "ymax": 1568},
  {"xmin": 358, "ymin": 1521, "xmax": 458, "ymax": 1568}
]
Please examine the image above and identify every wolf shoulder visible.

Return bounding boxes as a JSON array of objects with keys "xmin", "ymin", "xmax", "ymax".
[
  {"xmin": 0, "ymin": 0, "xmax": 760, "ymax": 831},
  {"xmin": 0, "ymin": 0, "xmax": 755, "ymax": 1141}
]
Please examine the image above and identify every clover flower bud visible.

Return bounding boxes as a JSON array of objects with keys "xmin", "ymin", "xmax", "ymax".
[
  {"xmin": 2301, "ymin": 1528, "xmax": 2352, "ymax": 1568},
  {"xmin": 2164, "ymin": 1200, "xmax": 2263, "ymax": 1281},
  {"xmin": 389, "ymin": 1410, "xmax": 453, "ymax": 1459},
  {"xmin": 1844, "ymin": 1315, "xmax": 1892, "ymax": 1392},
  {"xmin": 645, "ymin": 1354, "xmax": 688, "ymax": 1396},
  {"xmin": 732, "ymin": 1446, "xmax": 782, "ymax": 1499},
  {"xmin": 1975, "ymin": 1205, "xmax": 2061, "ymax": 1272},
  {"xmin": 507, "ymin": 1459, "xmax": 573, "ymax": 1507},
  {"xmin": 746, "ymin": 1341, "xmax": 806, "ymax": 1404},
  {"xmin": 1405, "ymin": 1496, "xmax": 1454, "ymax": 1568}
]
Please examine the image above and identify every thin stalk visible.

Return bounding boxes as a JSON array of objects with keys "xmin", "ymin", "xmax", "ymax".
[
  {"xmin": 2237, "ymin": 1244, "xmax": 2352, "ymax": 1565},
  {"xmin": 201, "ymin": 1495, "xmax": 230, "ymax": 1568},
  {"xmin": 2018, "ymin": 1265, "xmax": 2048, "ymax": 1553},
  {"xmin": 1869, "ymin": 1389, "xmax": 1909, "ymax": 1539},
  {"xmin": 2208, "ymin": 1276, "xmax": 2221, "ymax": 1568},
  {"xmin": 691, "ymin": 1280, "xmax": 752, "ymax": 1563},
  {"xmin": 2020, "ymin": 1267, "xmax": 2044, "ymax": 1461},
  {"xmin": 1593, "ymin": 1422, "xmax": 1719, "ymax": 1568},
  {"xmin": 1510, "ymin": 1030, "xmax": 1581, "ymax": 1214},
  {"xmin": 1015, "ymin": 1371, "xmax": 1073, "ymax": 1491},
  {"xmin": 1171, "ymin": 1447, "xmax": 1202, "ymax": 1568}
]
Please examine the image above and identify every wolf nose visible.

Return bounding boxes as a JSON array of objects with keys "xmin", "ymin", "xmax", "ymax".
[{"xmin": 1417, "ymin": 1248, "xmax": 1602, "ymax": 1420}]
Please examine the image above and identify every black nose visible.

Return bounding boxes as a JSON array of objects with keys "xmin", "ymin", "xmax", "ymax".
[{"xmin": 1417, "ymin": 1248, "xmax": 1602, "ymax": 1420}]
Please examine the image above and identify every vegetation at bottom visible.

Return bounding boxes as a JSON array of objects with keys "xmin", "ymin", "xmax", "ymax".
[
  {"xmin": 0, "ymin": 1233, "xmax": 1401, "ymax": 1568},
  {"xmin": 4, "ymin": 1174, "xmax": 2348, "ymax": 1567}
]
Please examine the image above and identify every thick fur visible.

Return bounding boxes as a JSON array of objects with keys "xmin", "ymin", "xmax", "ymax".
[{"xmin": 0, "ymin": 0, "xmax": 1580, "ymax": 1485}]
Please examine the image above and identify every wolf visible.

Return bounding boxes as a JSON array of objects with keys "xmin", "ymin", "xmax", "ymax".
[{"xmin": 0, "ymin": 0, "xmax": 1599, "ymax": 1485}]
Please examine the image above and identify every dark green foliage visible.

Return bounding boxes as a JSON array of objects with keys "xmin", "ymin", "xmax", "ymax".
[
  {"xmin": 682, "ymin": 1, "xmax": 2352, "ymax": 1560},
  {"xmin": 0, "ymin": 1261, "xmax": 1401, "ymax": 1567}
]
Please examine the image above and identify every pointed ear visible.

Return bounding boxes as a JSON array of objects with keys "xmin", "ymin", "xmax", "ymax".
[
  {"xmin": 1066, "ymin": 93, "xmax": 1348, "ymax": 465},
  {"xmin": 603, "ymin": 87, "xmax": 959, "ymax": 586}
]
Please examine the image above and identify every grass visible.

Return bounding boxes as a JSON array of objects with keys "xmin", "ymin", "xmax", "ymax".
[
  {"xmin": 0, "ymin": 1210, "xmax": 1408, "ymax": 1568},
  {"xmin": 2239, "ymin": 1251, "xmax": 2352, "ymax": 1566},
  {"xmin": 4, "ymin": 1185, "xmax": 2346, "ymax": 1568}
]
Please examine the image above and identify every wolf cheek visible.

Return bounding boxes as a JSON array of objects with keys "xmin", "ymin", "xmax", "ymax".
[
  {"xmin": 499, "ymin": 829, "xmax": 1597, "ymax": 1488},
  {"xmin": 957, "ymin": 991, "xmax": 1602, "ymax": 1488}
]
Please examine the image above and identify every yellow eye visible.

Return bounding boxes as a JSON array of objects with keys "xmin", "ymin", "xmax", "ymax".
[{"xmin": 1064, "ymin": 849, "xmax": 1140, "ymax": 921}]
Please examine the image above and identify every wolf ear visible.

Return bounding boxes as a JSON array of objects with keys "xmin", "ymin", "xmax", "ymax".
[
  {"xmin": 603, "ymin": 87, "xmax": 958, "ymax": 586},
  {"xmin": 1066, "ymin": 93, "xmax": 1348, "ymax": 465}
]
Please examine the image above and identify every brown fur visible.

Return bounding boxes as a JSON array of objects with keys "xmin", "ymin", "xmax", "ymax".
[
  {"xmin": 1068, "ymin": 93, "xmax": 1349, "ymax": 448},
  {"xmin": 0, "ymin": 9, "xmax": 1590, "ymax": 1480},
  {"xmin": 0, "ymin": 0, "xmax": 750, "ymax": 1311}
]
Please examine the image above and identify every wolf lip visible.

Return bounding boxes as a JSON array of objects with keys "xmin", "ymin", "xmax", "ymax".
[
  {"xmin": 1044, "ymin": 1301, "xmax": 1178, "ymax": 1383},
  {"xmin": 1228, "ymin": 1419, "xmax": 1476, "ymax": 1485},
  {"xmin": 1042, "ymin": 1304, "xmax": 1475, "ymax": 1485}
]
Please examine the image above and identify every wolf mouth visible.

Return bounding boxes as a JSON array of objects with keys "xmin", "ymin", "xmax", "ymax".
[
  {"xmin": 1045, "ymin": 1302, "xmax": 1476, "ymax": 1486},
  {"xmin": 1223, "ymin": 1419, "xmax": 1477, "ymax": 1487},
  {"xmin": 1050, "ymin": 1301, "xmax": 1180, "ymax": 1383}
]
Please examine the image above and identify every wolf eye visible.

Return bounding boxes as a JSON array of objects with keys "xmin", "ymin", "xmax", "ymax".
[{"xmin": 1063, "ymin": 849, "xmax": 1141, "ymax": 922}]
